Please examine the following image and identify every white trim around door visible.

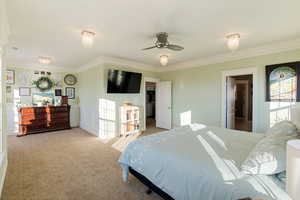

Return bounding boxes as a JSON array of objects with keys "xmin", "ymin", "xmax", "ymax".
[
  {"xmin": 221, "ymin": 67, "xmax": 258, "ymax": 132},
  {"xmin": 143, "ymin": 77, "xmax": 160, "ymax": 131}
]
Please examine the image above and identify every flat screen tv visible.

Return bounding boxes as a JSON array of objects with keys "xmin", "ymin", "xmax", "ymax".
[{"xmin": 107, "ymin": 69, "xmax": 142, "ymax": 93}]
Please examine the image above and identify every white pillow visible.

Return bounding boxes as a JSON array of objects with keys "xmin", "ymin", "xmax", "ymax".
[
  {"xmin": 241, "ymin": 121, "xmax": 298, "ymax": 175},
  {"xmin": 266, "ymin": 120, "xmax": 298, "ymax": 138},
  {"xmin": 291, "ymin": 107, "xmax": 300, "ymax": 131}
]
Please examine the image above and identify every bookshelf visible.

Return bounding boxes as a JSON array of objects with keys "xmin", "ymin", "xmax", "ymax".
[{"xmin": 120, "ymin": 105, "xmax": 140, "ymax": 136}]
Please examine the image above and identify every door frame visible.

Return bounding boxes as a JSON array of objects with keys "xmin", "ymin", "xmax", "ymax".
[
  {"xmin": 226, "ymin": 76, "xmax": 236, "ymax": 129},
  {"xmin": 143, "ymin": 77, "xmax": 160, "ymax": 131},
  {"xmin": 221, "ymin": 67, "xmax": 258, "ymax": 132}
]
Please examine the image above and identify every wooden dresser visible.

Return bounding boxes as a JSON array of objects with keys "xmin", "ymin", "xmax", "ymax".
[{"xmin": 18, "ymin": 106, "xmax": 70, "ymax": 136}]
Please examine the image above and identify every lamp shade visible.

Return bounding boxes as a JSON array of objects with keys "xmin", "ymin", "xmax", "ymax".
[{"xmin": 287, "ymin": 139, "xmax": 300, "ymax": 200}]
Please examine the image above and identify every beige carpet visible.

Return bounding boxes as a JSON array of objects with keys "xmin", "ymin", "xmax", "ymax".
[{"xmin": 1, "ymin": 128, "xmax": 166, "ymax": 200}]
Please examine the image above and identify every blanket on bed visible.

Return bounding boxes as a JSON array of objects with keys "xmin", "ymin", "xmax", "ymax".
[{"xmin": 118, "ymin": 124, "xmax": 290, "ymax": 200}]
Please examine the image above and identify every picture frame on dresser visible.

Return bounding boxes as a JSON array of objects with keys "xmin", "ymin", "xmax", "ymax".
[{"xmin": 65, "ymin": 87, "xmax": 75, "ymax": 99}]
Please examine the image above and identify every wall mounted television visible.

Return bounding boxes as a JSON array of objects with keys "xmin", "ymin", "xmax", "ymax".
[{"xmin": 107, "ymin": 69, "xmax": 142, "ymax": 93}]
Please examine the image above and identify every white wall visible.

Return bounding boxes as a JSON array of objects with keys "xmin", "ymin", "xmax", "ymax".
[
  {"xmin": 159, "ymin": 49, "xmax": 300, "ymax": 133},
  {"xmin": 78, "ymin": 49, "xmax": 300, "ymax": 137},
  {"xmin": 78, "ymin": 63, "xmax": 158, "ymax": 139},
  {"xmin": 0, "ymin": 0, "xmax": 9, "ymax": 196},
  {"xmin": 5, "ymin": 67, "xmax": 79, "ymax": 135}
]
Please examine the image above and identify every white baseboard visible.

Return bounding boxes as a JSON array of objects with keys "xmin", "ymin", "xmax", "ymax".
[
  {"xmin": 0, "ymin": 153, "xmax": 7, "ymax": 198},
  {"xmin": 7, "ymin": 131, "xmax": 17, "ymax": 136},
  {"xmin": 79, "ymin": 125, "xmax": 98, "ymax": 136}
]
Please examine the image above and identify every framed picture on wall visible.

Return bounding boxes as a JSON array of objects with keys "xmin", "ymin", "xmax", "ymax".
[
  {"xmin": 266, "ymin": 61, "xmax": 300, "ymax": 102},
  {"xmin": 6, "ymin": 70, "xmax": 15, "ymax": 84},
  {"xmin": 65, "ymin": 87, "xmax": 75, "ymax": 99},
  {"xmin": 6, "ymin": 86, "xmax": 11, "ymax": 93},
  {"xmin": 32, "ymin": 93, "xmax": 54, "ymax": 105},
  {"xmin": 19, "ymin": 87, "xmax": 31, "ymax": 96},
  {"xmin": 55, "ymin": 89, "xmax": 62, "ymax": 96}
]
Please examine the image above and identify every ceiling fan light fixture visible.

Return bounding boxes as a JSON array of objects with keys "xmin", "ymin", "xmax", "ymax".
[
  {"xmin": 38, "ymin": 56, "xmax": 52, "ymax": 65},
  {"xmin": 81, "ymin": 30, "xmax": 95, "ymax": 48},
  {"xmin": 160, "ymin": 55, "xmax": 169, "ymax": 66},
  {"xmin": 226, "ymin": 33, "xmax": 240, "ymax": 51},
  {"xmin": 142, "ymin": 32, "xmax": 184, "ymax": 51}
]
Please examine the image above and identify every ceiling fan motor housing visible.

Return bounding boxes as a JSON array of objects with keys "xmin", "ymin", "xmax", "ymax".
[
  {"xmin": 142, "ymin": 32, "xmax": 183, "ymax": 51},
  {"xmin": 156, "ymin": 32, "xmax": 169, "ymax": 48}
]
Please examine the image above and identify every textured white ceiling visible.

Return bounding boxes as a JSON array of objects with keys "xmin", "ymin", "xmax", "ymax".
[{"xmin": 5, "ymin": 0, "xmax": 300, "ymax": 69}]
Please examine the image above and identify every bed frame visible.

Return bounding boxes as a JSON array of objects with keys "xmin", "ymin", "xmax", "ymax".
[
  {"xmin": 129, "ymin": 167, "xmax": 174, "ymax": 200},
  {"xmin": 129, "ymin": 167, "xmax": 252, "ymax": 200}
]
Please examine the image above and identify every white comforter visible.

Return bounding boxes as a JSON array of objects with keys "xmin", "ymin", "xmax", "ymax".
[{"xmin": 118, "ymin": 124, "xmax": 291, "ymax": 200}]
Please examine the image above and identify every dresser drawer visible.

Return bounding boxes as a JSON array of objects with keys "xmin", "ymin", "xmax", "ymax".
[
  {"xmin": 47, "ymin": 118, "xmax": 69, "ymax": 124},
  {"xmin": 47, "ymin": 122, "xmax": 69, "ymax": 129},
  {"xmin": 20, "ymin": 114, "xmax": 47, "ymax": 121},
  {"xmin": 46, "ymin": 106, "xmax": 68, "ymax": 113},
  {"xmin": 19, "ymin": 124, "xmax": 47, "ymax": 133},
  {"xmin": 20, "ymin": 119, "xmax": 47, "ymax": 125},
  {"xmin": 20, "ymin": 107, "xmax": 46, "ymax": 115},
  {"xmin": 47, "ymin": 112, "xmax": 69, "ymax": 119}
]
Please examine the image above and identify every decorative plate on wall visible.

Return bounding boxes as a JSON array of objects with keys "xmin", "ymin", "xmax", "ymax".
[{"xmin": 64, "ymin": 74, "xmax": 77, "ymax": 86}]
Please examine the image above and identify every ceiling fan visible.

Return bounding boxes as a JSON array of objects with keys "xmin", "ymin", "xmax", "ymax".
[{"xmin": 142, "ymin": 32, "xmax": 184, "ymax": 51}]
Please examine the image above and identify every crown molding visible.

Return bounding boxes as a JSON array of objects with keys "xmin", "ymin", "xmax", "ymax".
[
  {"xmin": 157, "ymin": 38, "xmax": 300, "ymax": 72},
  {"xmin": 5, "ymin": 62, "xmax": 74, "ymax": 73},
  {"xmin": 6, "ymin": 38, "xmax": 300, "ymax": 74},
  {"xmin": 77, "ymin": 55, "xmax": 159, "ymax": 73}
]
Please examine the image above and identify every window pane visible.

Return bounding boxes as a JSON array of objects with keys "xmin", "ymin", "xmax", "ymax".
[{"xmin": 269, "ymin": 66, "xmax": 297, "ymax": 101}]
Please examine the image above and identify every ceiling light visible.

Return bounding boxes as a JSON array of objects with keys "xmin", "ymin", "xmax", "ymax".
[
  {"xmin": 81, "ymin": 30, "xmax": 95, "ymax": 48},
  {"xmin": 38, "ymin": 56, "xmax": 52, "ymax": 65},
  {"xmin": 160, "ymin": 55, "xmax": 169, "ymax": 66},
  {"xmin": 226, "ymin": 33, "xmax": 240, "ymax": 51}
]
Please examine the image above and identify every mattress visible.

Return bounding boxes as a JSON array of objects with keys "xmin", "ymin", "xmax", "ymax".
[{"xmin": 119, "ymin": 124, "xmax": 291, "ymax": 200}]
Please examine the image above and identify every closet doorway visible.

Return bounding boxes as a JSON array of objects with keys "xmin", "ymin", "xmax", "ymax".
[
  {"xmin": 145, "ymin": 82, "xmax": 156, "ymax": 129},
  {"xmin": 226, "ymin": 75, "xmax": 253, "ymax": 132}
]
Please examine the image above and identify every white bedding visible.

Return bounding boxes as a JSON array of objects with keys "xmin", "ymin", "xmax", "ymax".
[{"xmin": 118, "ymin": 124, "xmax": 291, "ymax": 200}]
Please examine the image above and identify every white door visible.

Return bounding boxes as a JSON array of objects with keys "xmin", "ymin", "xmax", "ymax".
[
  {"xmin": 156, "ymin": 81, "xmax": 172, "ymax": 129},
  {"xmin": 226, "ymin": 77, "xmax": 236, "ymax": 129}
]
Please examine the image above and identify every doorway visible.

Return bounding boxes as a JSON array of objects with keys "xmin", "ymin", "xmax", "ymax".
[
  {"xmin": 226, "ymin": 74, "xmax": 253, "ymax": 132},
  {"xmin": 144, "ymin": 78, "xmax": 172, "ymax": 130},
  {"xmin": 145, "ymin": 82, "xmax": 156, "ymax": 129}
]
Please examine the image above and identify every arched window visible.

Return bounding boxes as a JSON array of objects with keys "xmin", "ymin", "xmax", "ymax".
[
  {"xmin": 267, "ymin": 62, "xmax": 300, "ymax": 127},
  {"xmin": 266, "ymin": 62, "xmax": 300, "ymax": 102},
  {"xmin": 269, "ymin": 66, "xmax": 297, "ymax": 101}
]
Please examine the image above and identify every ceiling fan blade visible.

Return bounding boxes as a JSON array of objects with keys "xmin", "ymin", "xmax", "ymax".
[
  {"xmin": 167, "ymin": 44, "xmax": 184, "ymax": 51},
  {"xmin": 141, "ymin": 46, "xmax": 157, "ymax": 50}
]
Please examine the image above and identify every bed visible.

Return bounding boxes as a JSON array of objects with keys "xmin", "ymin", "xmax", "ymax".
[{"xmin": 118, "ymin": 124, "xmax": 291, "ymax": 200}]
